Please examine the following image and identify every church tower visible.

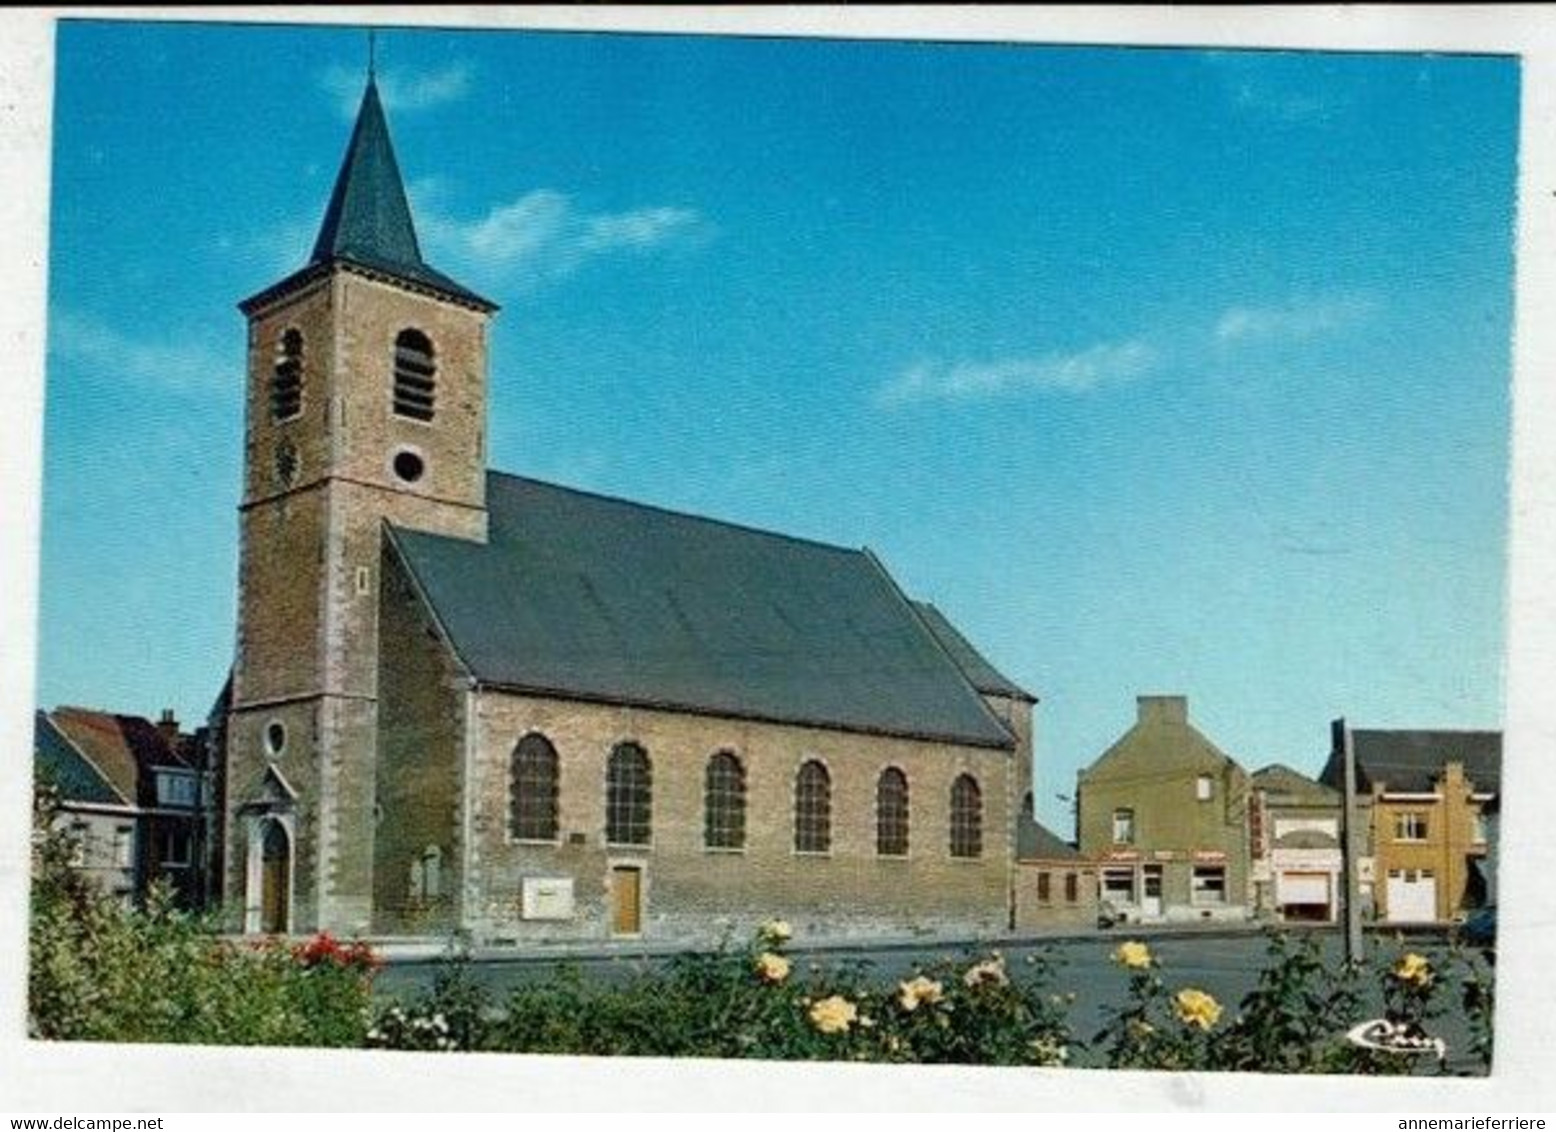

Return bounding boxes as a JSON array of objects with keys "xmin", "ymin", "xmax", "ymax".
[{"xmin": 225, "ymin": 77, "xmax": 496, "ymax": 934}]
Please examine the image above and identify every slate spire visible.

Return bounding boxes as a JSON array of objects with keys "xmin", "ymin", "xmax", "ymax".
[
  {"xmin": 312, "ymin": 75, "xmax": 423, "ymax": 271},
  {"xmin": 305, "ymin": 75, "xmax": 493, "ymax": 310}
]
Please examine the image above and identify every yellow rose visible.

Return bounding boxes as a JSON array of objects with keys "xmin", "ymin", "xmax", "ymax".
[
  {"xmin": 1174, "ymin": 987, "xmax": 1223, "ymax": 1030},
  {"xmin": 1393, "ymin": 953, "xmax": 1433, "ymax": 988},
  {"xmin": 897, "ymin": 975, "xmax": 945, "ymax": 1011},
  {"xmin": 759, "ymin": 919, "xmax": 793, "ymax": 946},
  {"xmin": 1029, "ymin": 1036, "xmax": 1069, "ymax": 1066},
  {"xmin": 1113, "ymin": 941, "xmax": 1153, "ymax": 970},
  {"xmin": 808, "ymin": 994, "xmax": 859, "ymax": 1034},
  {"xmin": 962, "ymin": 955, "xmax": 1009, "ymax": 988},
  {"xmin": 754, "ymin": 952, "xmax": 791, "ymax": 984}
]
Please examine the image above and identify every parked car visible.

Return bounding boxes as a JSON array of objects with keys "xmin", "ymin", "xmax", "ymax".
[{"xmin": 1461, "ymin": 906, "xmax": 1496, "ymax": 948}]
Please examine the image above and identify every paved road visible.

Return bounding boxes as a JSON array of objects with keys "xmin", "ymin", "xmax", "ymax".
[{"xmin": 373, "ymin": 927, "xmax": 1488, "ymax": 1074}]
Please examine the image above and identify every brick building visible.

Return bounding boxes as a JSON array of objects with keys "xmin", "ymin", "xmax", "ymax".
[
  {"xmin": 221, "ymin": 77, "xmax": 1034, "ymax": 942},
  {"xmin": 1013, "ymin": 810, "xmax": 1099, "ymax": 931},
  {"xmin": 1318, "ymin": 729, "xmax": 1499, "ymax": 924}
]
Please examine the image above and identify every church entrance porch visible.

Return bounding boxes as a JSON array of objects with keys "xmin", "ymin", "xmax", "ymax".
[{"xmin": 242, "ymin": 811, "xmax": 295, "ymax": 935}]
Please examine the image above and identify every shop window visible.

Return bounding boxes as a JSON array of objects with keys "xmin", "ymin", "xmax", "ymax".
[
  {"xmin": 1102, "ymin": 868, "xmax": 1136, "ymax": 904},
  {"xmin": 1192, "ymin": 865, "xmax": 1227, "ymax": 905}
]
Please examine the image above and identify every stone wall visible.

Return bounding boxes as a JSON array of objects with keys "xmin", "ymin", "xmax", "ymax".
[
  {"xmin": 441, "ymin": 689, "xmax": 1017, "ymax": 945},
  {"xmin": 373, "ymin": 542, "xmax": 469, "ymax": 934},
  {"xmin": 226, "ymin": 266, "xmax": 491, "ymax": 935},
  {"xmin": 1012, "ymin": 859, "xmax": 1098, "ymax": 931}
]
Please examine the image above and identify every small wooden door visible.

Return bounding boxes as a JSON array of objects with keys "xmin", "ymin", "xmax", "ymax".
[
  {"xmin": 260, "ymin": 821, "xmax": 290, "ymax": 934},
  {"xmin": 611, "ymin": 866, "xmax": 642, "ymax": 935}
]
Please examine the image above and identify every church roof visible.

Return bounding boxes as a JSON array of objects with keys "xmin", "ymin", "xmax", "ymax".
[
  {"xmin": 242, "ymin": 77, "xmax": 493, "ymax": 314},
  {"xmin": 912, "ymin": 601, "xmax": 1033, "ymax": 702},
  {"xmin": 389, "ymin": 472, "xmax": 1018, "ymax": 749}
]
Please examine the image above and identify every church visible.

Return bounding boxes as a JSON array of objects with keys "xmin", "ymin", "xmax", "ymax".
[{"xmin": 220, "ymin": 75, "xmax": 1035, "ymax": 944}]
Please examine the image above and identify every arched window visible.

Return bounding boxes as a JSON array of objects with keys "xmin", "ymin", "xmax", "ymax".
[
  {"xmin": 271, "ymin": 328, "xmax": 304, "ymax": 421},
  {"xmin": 510, "ymin": 733, "xmax": 559, "ymax": 841},
  {"xmin": 704, "ymin": 751, "xmax": 746, "ymax": 850},
  {"xmin": 606, "ymin": 742, "xmax": 652, "ymax": 846},
  {"xmin": 876, "ymin": 767, "xmax": 909, "ymax": 857},
  {"xmin": 950, "ymin": 774, "xmax": 983, "ymax": 859},
  {"xmin": 794, "ymin": 760, "xmax": 831, "ymax": 853},
  {"xmin": 393, "ymin": 328, "xmax": 436, "ymax": 421}
]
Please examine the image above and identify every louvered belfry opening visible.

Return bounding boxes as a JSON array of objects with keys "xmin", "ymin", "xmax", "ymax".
[
  {"xmin": 393, "ymin": 328, "xmax": 436, "ymax": 421},
  {"xmin": 271, "ymin": 328, "xmax": 304, "ymax": 421}
]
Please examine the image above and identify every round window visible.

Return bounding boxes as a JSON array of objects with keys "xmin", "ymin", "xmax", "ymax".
[
  {"xmin": 393, "ymin": 449, "xmax": 425, "ymax": 483},
  {"xmin": 264, "ymin": 721, "xmax": 287, "ymax": 757}
]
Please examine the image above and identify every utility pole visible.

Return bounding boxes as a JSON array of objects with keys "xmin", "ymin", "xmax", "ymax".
[{"xmin": 1335, "ymin": 717, "xmax": 1364, "ymax": 966}]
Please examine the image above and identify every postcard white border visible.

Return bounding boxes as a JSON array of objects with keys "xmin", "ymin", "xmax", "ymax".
[{"xmin": 2, "ymin": 5, "xmax": 1552, "ymax": 1113}]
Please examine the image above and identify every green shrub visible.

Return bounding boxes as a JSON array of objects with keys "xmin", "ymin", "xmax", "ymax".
[
  {"xmin": 472, "ymin": 922, "xmax": 1074, "ymax": 1066},
  {"xmin": 29, "ymin": 787, "xmax": 376, "ymax": 1047},
  {"xmin": 31, "ymin": 787, "xmax": 1490, "ymax": 1071}
]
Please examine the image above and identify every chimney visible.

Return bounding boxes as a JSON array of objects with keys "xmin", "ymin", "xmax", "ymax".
[
  {"xmin": 1137, "ymin": 695, "xmax": 1188, "ymax": 725},
  {"xmin": 157, "ymin": 708, "xmax": 180, "ymax": 746}
]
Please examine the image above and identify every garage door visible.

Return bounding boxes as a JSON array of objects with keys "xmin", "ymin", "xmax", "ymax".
[
  {"xmin": 1277, "ymin": 871, "xmax": 1330, "ymax": 906},
  {"xmin": 1385, "ymin": 869, "xmax": 1437, "ymax": 922}
]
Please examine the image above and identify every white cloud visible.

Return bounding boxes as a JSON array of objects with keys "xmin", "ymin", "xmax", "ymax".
[
  {"xmin": 322, "ymin": 63, "xmax": 472, "ymax": 120},
  {"xmin": 1214, "ymin": 295, "xmax": 1377, "ymax": 346},
  {"xmin": 877, "ymin": 341, "xmax": 1158, "ymax": 407},
  {"xmin": 49, "ymin": 311, "xmax": 234, "ymax": 395},
  {"xmin": 1203, "ymin": 52, "xmax": 1340, "ymax": 125},
  {"xmin": 422, "ymin": 189, "xmax": 706, "ymax": 286}
]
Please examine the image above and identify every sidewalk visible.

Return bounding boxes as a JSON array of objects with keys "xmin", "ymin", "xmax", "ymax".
[{"xmin": 368, "ymin": 916, "xmax": 1283, "ymax": 966}]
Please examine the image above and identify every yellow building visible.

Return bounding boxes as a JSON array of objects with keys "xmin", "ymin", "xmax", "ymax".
[{"xmin": 1319, "ymin": 730, "xmax": 1499, "ymax": 924}]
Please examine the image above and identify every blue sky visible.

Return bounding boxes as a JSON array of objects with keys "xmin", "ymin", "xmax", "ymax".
[{"xmin": 37, "ymin": 19, "xmax": 1516, "ymax": 832}]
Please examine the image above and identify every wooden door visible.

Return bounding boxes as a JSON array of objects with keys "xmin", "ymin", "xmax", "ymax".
[
  {"xmin": 260, "ymin": 821, "xmax": 290, "ymax": 934},
  {"xmin": 611, "ymin": 866, "xmax": 641, "ymax": 935}
]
